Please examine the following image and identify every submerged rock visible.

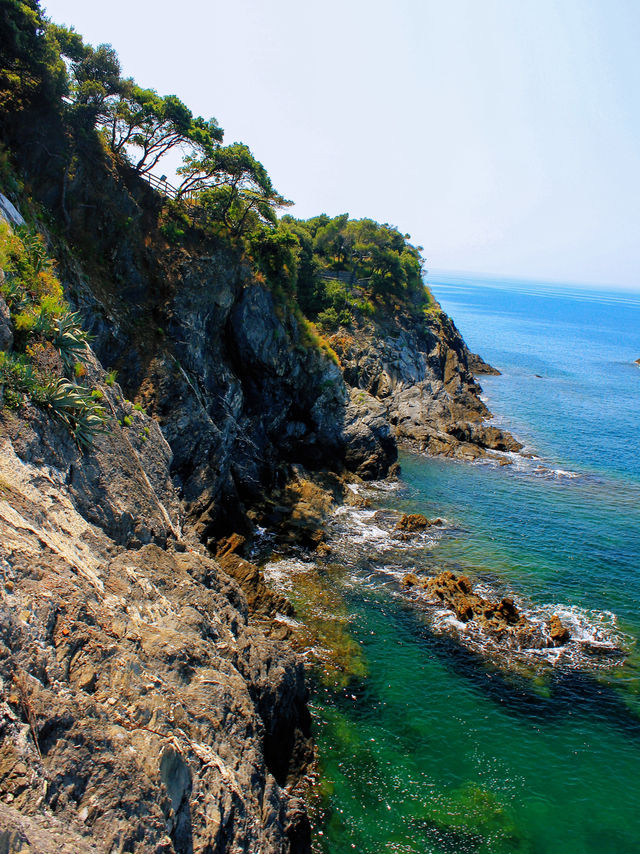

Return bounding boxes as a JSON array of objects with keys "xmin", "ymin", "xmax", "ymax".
[{"xmin": 548, "ymin": 613, "xmax": 571, "ymax": 646}]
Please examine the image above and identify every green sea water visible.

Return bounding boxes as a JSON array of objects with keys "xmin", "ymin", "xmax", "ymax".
[{"xmin": 267, "ymin": 278, "xmax": 640, "ymax": 853}]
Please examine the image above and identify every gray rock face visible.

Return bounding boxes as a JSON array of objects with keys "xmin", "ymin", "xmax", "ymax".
[
  {"xmin": 332, "ymin": 308, "xmax": 521, "ymax": 460},
  {"xmin": 343, "ymin": 388, "xmax": 397, "ymax": 479},
  {"xmin": 0, "ymin": 192, "xmax": 25, "ymax": 227},
  {"xmin": 79, "ymin": 249, "xmax": 394, "ymax": 542},
  {"xmin": 0, "ymin": 294, "xmax": 12, "ymax": 352},
  {"xmin": 0, "ymin": 376, "xmax": 311, "ymax": 852}
]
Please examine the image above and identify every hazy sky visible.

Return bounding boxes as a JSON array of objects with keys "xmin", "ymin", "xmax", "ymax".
[{"xmin": 42, "ymin": 0, "xmax": 640, "ymax": 289}]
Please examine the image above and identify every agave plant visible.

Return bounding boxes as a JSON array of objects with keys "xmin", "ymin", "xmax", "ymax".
[
  {"xmin": 0, "ymin": 351, "xmax": 40, "ymax": 394},
  {"xmin": 51, "ymin": 311, "xmax": 90, "ymax": 370},
  {"xmin": 39, "ymin": 378, "xmax": 108, "ymax": 447},
  {"xmin": 17, "ymin": 227, "xmax": 49, "ymax": 276},
  {"xmin": 0, "ymin": 277, "xmax": 29, "ymax": 312}
]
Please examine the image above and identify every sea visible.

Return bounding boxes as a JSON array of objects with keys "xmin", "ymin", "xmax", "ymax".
[{"xmin": 264, "ymin": 275, "xmax": 640, "ymax": 854}]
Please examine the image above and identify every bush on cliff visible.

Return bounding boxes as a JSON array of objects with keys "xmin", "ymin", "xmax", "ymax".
[{"xmin": 0, "ymin": 218, "xmax": 107, "ymax": 445}]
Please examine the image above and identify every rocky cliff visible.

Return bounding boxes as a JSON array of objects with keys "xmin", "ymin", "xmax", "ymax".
[
  {"xmin": 0, "ymin": 335, "xmax": 314, "ymax": 852},
  {"xmin": 330, "ymin": 304, "xmax": 521, "ymax": 461},
  {"xmin": 0, "ymin": 60, "xmax": 517, "ymax": 854}
]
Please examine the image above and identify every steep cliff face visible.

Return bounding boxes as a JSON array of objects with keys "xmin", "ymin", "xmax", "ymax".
[
  {"xmin": 0, "ymin": 95, "xmax": 515, "ymax": 854},
  {"xmin": 330, "ymin": 306, "xmax": 521, "ymax": 461},
  {"xmin": 0, "ymin": 356, "xmax": 311, "ymax": 853}
]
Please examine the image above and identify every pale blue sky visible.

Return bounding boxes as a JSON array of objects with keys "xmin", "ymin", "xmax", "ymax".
[{"xmin": 43, "ymin": 0, "xmax": 640, "ymax": 289}]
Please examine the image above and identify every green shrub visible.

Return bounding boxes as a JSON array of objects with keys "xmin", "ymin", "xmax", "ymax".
[{"xmin": 0, "ymin": 222, "xmax": 108, "ymax": 446}]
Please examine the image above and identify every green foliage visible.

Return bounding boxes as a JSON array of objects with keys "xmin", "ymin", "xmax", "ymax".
[
  {"xmin": 0, "ymin": 219, "xmax": 107, "ymax": 446},
  {"xmin": 104, "ymin": 368, "xmax": 117, "ymax": 386},
  {"xmin": 38, "ymin": 378, "xmax": 108, "ymax": 447},
  {"xmin": 179, "ymin": 142, "xmax": 291, "ymax": 235},
  {"xmin": 0, "ymin": 0, "xmax": 67, "ymax": 117},
  {"xmin": 280, "ymin": 213, "xmax": 432, "ymax": 325},
  {"xmin": 0, "ymin": 350, "xmax": 41, "ymax": 408},
  {"xmin": 98, "ymin": 82, "xmax": 222, "ymax": 175},
  {"xmin": 247, "ymin": 222, "xmax": 299, "ymax": 294}
]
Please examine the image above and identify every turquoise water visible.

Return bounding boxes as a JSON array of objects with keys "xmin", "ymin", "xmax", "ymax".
[{"xmin": 278, "ymin": 278, "xmax": 640, "ymax": 853}]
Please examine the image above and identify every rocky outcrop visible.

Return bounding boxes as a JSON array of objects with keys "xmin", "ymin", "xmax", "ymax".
[
  {"xmin": 395, "ymin": 513, "xmax": 440, "ymax": 532},
  {"xmin": 330, "ymin": 308, "xmax": 521, "ymax": 460},
  {"xmin": 403, "ymin": 570, "xmax": 570, "ymax": 650},
  {"xmin": 466, "ymin": 351, "xmax": 500, "ymax": 376},
  {"xmin": 0, "ymin": 369, "xmax": 312, "ymax": 852},
  {"xmin": 343, "ymin": 388, "xmax": 397, "ymax": 479}
]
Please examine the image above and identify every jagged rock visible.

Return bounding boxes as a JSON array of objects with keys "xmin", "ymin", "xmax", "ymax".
[
  {"xmin": 448, "ymin": 422, "xmax": 523, "ymax": 453},
  {"xmin": 331, "ymin": 309, "xmax": 520, "ymax": 461},
  {"xmin": 410, "ymin": 570, "xmax": 571, "ymax": 650},
  {"xmin": 217, "ymin": 551, "xmax": 295, "ymax": 618},
  {"xmin": 215, "ymin": 532, "xmax": 246, "ymax": 558},
  {"xmin": 395, "ymin": 513, "xmax": 431, "ymax": 532},
  {"xmin": 466, "ymin": 351, "xmax": 501, "ymax": 375},
  {"xmin": 0, "ymin": 372, "xmax": 310, "ymax": 852},
  {"xmin": 548, "ymin": 614, "xmax": 570, "ymax": 646},
  {"xmin": 343, "ymin": 388, "xmax": 397, "ymax": 479},
  {"xmin": 257, "ymin": 470, "xmax": 344, "ymax": 549},
  {"xmin": 387, "ymin": 461, "xmax": 401, "ymax": 479}
]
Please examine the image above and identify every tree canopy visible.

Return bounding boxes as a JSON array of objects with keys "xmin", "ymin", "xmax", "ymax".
[{"xmin": 276, "ymin": 213, "xmax": 430, "ymax": 329}]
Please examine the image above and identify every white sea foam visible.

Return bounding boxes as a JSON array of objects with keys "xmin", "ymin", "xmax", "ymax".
[
  {"xmin": 487, "ymin": 449, "xmax": 582, "ymax": 481},
  {"xmin": 262, "ymin": 557, "xmax": 316, "ymax": 590}
]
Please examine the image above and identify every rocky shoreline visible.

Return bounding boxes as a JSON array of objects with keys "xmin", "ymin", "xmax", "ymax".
[{"xmin": 0, "ymin": 115, "xmax": 521, "ymax": 851}]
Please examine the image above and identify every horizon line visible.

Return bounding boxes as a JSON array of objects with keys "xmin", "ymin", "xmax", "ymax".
[{"xmin": 426, "ymin": 267, "xmax": 640, "ymax": 294}]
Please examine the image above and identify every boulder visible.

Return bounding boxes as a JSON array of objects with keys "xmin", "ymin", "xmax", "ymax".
[
  {"xmin": 396, "ymin": 513, "xmax": 431, "ymax": 532},
  {"xmin": 548, "ymin": 614, "xmax": 570, "ymax": 646}
]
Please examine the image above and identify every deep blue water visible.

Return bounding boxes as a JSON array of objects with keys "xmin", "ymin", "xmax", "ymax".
[{"xmin": 432, "ymin": 276, "xmax": 640, "ymax": 481}]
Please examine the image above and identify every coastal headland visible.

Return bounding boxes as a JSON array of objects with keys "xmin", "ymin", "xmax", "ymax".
[{"xmin": 0, "ymin": 5, "xmax": 528, "ymax": 851}]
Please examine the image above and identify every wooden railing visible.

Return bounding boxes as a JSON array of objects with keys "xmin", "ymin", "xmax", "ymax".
[{"xmin": 140, "ymin": 172, "xmax": 201, "ymax": 207}]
